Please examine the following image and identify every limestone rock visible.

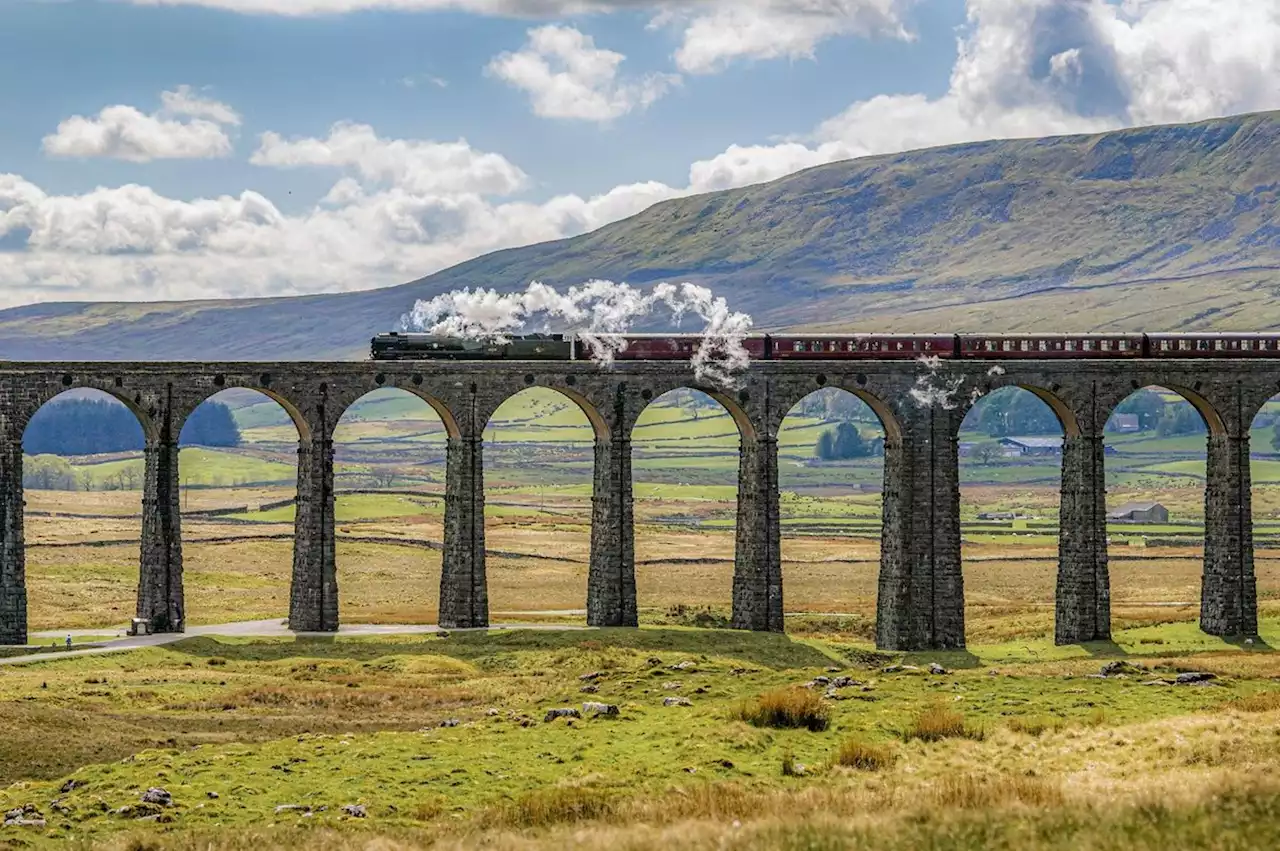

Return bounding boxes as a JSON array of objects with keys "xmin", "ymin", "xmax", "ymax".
[
  {"xmin": 544, "ymin": 707, "xmax": 582, "ymax": 722},
  {"xmin": 663, "ymin": 697, "xmax": 692, "ymax": 707},
  {"xmin": 342, "ymin": 804, "xmax": 368, "ymax": 818},
  {"xmin": 583, "ymin": 701, "xmax": 619, "ymax": 717},
  {"xmin": 928, "ymin": 662, "xmax": 948, "ymax": 675},
  {"xmin": 1175, "ymin": 671, "xmax": 1216, "ymax": 684},
  {"xmin": 141, "ymin": 788, "xmax": 172, "ymax": 807}
]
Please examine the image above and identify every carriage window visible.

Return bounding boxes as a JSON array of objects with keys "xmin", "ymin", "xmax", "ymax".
[
  {"xmin": 1002, "ymin": 340, "xmax": 1013, "ymax": 351},
  {"xmin": 1020, "ymin": 340, "xmax": 1031, "ymax": 351},
  {"xmin": 1215, "ymin": 339, "xmax": 1225, "ymax": 351},
  {"xmin": 1065, "ymin": 340, "xmax": 1076, "ymax": 351},
  {"xmin": 1083, "ymin": 340, "xmax": 1095, "ymax": 351},
  {"xmin": 1101, "ymin": 340, "xmax": 1111, "ymax": 351},
  {"xmin": 1243, "ymin": 340, "xmax": 1253, "ymax": 351},
  {"xmin": 1118, "ymin": 340, "xmax": 1129, "ymax": 350},
  {"xmin": 1179, "ymin": 340, "xmax": 1191, "ymax": 350},
  {"xmin": 984, "ymin": 340, "xmax": 995, "ymax": 351},
  {"xmin": 1160, "ymin": 340, "xmax": 1171, "ymax": 351},
  {"xmin": 895, "ymin": 341, "xmax": 904, "ymax": 351},
  {"xmin": 1038, "ymin": 340, "xmax": 1048, "ymax": 351}
]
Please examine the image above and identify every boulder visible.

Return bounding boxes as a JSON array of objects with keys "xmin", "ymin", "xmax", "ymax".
[
  {"xmin": 439, "ymin": 718, "xmax": 460, "ymax": 728},
  {"xmin": 1175, "ymin": 671, "xmax": 1216, "ymax": 684},
  {"xmin": 1098, "ymin": 660, "xmax": 1145, "ymax": 678},
  {"xmin": 580, "ymin": 684, "xmax": 599, "ymax": 694},
  {"xmin": 342, "ymin": 804, "xmax": 368, "ymax": 818},
  {"xmin": 579, "ymin": 671, "xmax": 604, "ymax": 682},
  {"xmin": 663, "ymin": 697, "xmax": 692, "ymax": 707},
  {"xmin": 928, "ymin": 662, "xmax": 948, "ymax": 675},
  {"xmin": 544, "ymin": 708, "xmax": 582, "ymax": 722},
  {"xmin": 583, "ymin": 702, "xmax": 620, "ymax": 717},
  {"xmin": 141, "ymin": 788, "xmax": 172, "ymax": 807}
]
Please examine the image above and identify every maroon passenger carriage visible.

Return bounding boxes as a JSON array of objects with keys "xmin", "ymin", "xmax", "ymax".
[
  {"xmin": 1146, "ymin": 333, "xmax": 1280, "ymax": 357},
  {"xmin": 958, "ymin": 333, "xmax": 1144, "ymax": 358},
  {"xmin": 771, "ymin": 334, "xmax": 957, "ymax": 359}
]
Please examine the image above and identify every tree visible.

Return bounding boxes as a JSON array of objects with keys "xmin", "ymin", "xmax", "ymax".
[
  {"xmin": 1156, "ymin": 403, "xmax": 1206, "ymax": 437},
  {"xmin": 1271, "ymin": 421, "xmax": 1280, "ymax": 453},
  {"xmin": 180, "ymin": 401, "xmax": 242, "ymax": 447},
  {"xmin": 24, "ymin": 397, "xmax": 144, "ymax": 456},
  {"xmin": 1111, "ymin": 389, "xmax": 1165, "ymax": 432},
  {"xmin": 971, "ymin": 387, "xmax": 1061, "ymax": 436},
  {"xmin": 975, "ymin": 443, "xmax": 1001, "ymax": 466},
  {"xmin": 23, "ymin": 455, "xmax": 77, "ymax": 490},
  {"xmin": 815, "ymin": 423, "xmax": 871, "ymax": 460}
]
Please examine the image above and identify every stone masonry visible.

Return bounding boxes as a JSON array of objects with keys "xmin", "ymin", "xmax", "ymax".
[{"xmin": 0, "ymin": 358, "xmax": 1272, "ymax": 650}]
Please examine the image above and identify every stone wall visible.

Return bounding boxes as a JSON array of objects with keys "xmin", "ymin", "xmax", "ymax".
[{"xmin": 0, "ymin": 357, "xmax": 1273, "ymax": 649}]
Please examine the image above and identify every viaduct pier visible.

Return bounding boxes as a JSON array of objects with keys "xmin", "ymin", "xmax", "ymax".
[{"xmin": 0, "ymin": 357, "xmax": 1266, "ymax": 650}]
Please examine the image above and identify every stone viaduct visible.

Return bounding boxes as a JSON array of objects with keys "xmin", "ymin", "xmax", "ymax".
[{"xmin": 0, "ymin": 357, "xmax": 1267, "ymax": 649}]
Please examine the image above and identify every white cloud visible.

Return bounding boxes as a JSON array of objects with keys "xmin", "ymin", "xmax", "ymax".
[
  {"xmin": 668, "ymin": 0, "xmax": 914, "ymax": 74},
  {"xmin": 41, "ymin": 86, "xmax": 240, "ymax": 163},
  {"xmin": 488, "ymin": 25, "xmax": 678, "ymax": 121},
  {"xmin": 250, "ymin": 121, "xmax": 529, "ymax": 195},
  {"xmin": 4, "ymin": 0, "xmax": 1280, "ymax": 309}
]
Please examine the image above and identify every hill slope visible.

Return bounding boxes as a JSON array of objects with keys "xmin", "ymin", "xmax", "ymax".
[{"xmin": 3, "ymin": 112, "xmax": 1280, "ymax": 361}]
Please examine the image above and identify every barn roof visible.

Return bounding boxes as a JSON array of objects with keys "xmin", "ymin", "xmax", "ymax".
[{"xmin": 1109, "ymin": 501, "xmax": 1164, "ymax": 515}]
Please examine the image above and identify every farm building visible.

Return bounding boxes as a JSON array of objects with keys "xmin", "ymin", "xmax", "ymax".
[
  {"xmin": 1108, "ymin": 502, "xmax": 1169, "ymax": 524},
  {"xmin": 998, "ymin": 436, "xmax": 1063, "ymax": 457},
  {"xmin": 1109, "ymin": 413, "xmax": 1141, "ymax": 432}
]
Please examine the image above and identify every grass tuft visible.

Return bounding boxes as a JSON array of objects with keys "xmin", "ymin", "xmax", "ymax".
[
  {"xmin": 900, "ymin": 704, "xmax": 984, "ymax": 743},
  {"xmin": 492, "ymin": 786, "xmax": 616, "ymax": 828},
  {"xmin": 932, "ymin": 773, "xmax": 1064, "ymax": 808},
  {"xmin": 735, "ymin": 688, "xmax": 831, "ymax": 732},
  {"xmin": 1224, "ymin": 691, "xmax": 1280, "ymax": 713},
  {"xmin": 832, "ymin": 738, "xmax": 894, "ymax": 771}
]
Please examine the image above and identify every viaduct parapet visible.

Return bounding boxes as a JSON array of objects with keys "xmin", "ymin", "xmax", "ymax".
[{"xmin": 0, "ymin": 358, "xmax": 1267, "ymax": 649}]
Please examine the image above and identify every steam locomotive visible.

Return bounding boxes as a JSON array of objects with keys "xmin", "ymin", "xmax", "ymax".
[{"xmin": 371, "ymin": 332, "xmax": 1280, "ymax": 361}]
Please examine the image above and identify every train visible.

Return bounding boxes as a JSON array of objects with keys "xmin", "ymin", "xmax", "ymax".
[{"xmin": 371, "ymin": 331, "xmax": 1280, "ymax": 361}]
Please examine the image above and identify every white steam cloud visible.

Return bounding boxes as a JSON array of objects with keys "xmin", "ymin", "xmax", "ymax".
[{"xmin": 401, "ymin": 280, "xmax": 754, "ymax": 388}]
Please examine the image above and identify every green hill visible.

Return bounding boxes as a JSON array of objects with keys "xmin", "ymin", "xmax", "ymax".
[{"xmin": 3, "ymin": 111, "xmax": 1280, "ymax": 361}]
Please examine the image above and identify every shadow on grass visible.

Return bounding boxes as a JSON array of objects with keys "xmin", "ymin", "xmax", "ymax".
[
  {"xmin": 165, "ymin": 627, "xmax": 843, "ymax": 670},
  {"xmin": 1224, "ymin": 634, "xmax": 1274, "ymax": 651},
  {"xmin": 1080, "ymin": 639, "xmax": 1129, "ymax": 658},
  {"xmin": 901, "ymin": 649, "xmax": 984, "ymax": 670}
]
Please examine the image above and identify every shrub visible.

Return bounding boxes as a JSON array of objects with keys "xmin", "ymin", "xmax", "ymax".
[
  {"xmin": 832, "ymin": 738, "xmax": 894, "ymax": 771},
  {"xmin": 736, "ymin": 688, "xmax": 831, "ymax": 732},
  {"xmin": 900, "ymin": 704, "xmax": 984, "ymax": 743}
]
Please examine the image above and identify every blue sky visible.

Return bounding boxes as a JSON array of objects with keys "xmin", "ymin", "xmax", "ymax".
[{"xmin": 0, "ymin": 0, "xmax": 1276, "ymax": 307}]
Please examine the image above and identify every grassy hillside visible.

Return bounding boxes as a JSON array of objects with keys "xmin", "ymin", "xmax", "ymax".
[{"xmin": 2, "ymin": 112, "xmax": 1279, "ymax": 361}]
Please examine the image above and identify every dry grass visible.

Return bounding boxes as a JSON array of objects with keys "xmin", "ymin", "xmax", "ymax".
[
  {"xmin": 1223, "ymin": 691, "xmax": 1280, "ymax": 713},
  {"xmin": 832, "ymin": 738, "xmax": 895, "ymax": 771},
  {"xmin": 931, "ymin": 772, "xmax": 1065, "ymax": 808},
  {"xmin": 1006, "ymin": 715, "xmax": 1066, "ymax": 736},
  {"xmin": 486, "ymin": 786, "xmax": 617, "ymax": 829},
  {"xmin": 735, "ymin": 688, "xmax": 831, "ymax": 732},
  {"xmin": 900, "ymin": 704, "xmax": 985, "ymax": 743}
]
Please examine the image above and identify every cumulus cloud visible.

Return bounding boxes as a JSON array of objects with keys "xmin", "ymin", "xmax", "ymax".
[
  {"xmin": 42, "ymin": 86, "xmax": 241, "ymax": 162},
  {"xmin": 666, "ymin": 0, "xmax": 914, "ymax": 74},
  {"xmin": 487, "ymin": 25, "xmax": 678, "ymax": 121},
  {"xmin": 4, "ymin": 0, "xmax": 1280, "ymax": 309},
  {"xmin": 681, "ymin": 0, "xmax": 1280, "ymax": 190},
  {"xmin": 251, "ymin": 122, "xmax": 529, "ymax": 195}
]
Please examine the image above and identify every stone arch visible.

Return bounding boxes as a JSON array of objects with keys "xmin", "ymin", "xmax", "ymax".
[
  {"xmin": 1103, "ymin": 384, "xmax": 1212, "ymax": 629},
  {"xmin": 481, "ymin": 386, "xmax": 597, "ymax": 621},
  {"xmin": 331, "ymin": 387, "xmax": 450, "ymax": 624},
  {"xmin": 776, "ymin": 387, "xmax": 890, "ymax": 627},
  {"xmin": 20, "ymin": 387, "xmax": 152, "ymax": 634},
  {"xmin": 177, "ymin": 388, "xmax": 300, "ymax": 626},
  {"xmin": 333, "ymin": 385, "xmax": 460, "ymax": 442},
  {"xmin": 178, "ymin": 385, "xmax": 311, "ymax": 444},
  {"xmin": 956, "ymin": 385, "xmax": 1068, "ymax": 642},
  {"xmin": 629, "ymin": 387, "xmax": 745, "ymax": 620}
]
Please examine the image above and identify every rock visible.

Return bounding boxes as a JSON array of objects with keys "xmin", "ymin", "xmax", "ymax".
[
  {"xmin": 663, "ymin": 681, "xmax": 683, "ymax": 690},
  {"xmin": 543, "ymin": 708, "xmax": 582, "ymax": 722},
  {"xmin": 59, "ymin": 779, "xmax": 81, "ymax": 794},
  {"xmin": 831, "ymin": 676, "xmax": 860, "ymax": 688},
  {"xmin": 667, "ymin": 661, "xmax": 696, "ymax": 671},
  {"xmin": 664, "ymin": 697, "xmax": 692, "ymax": 707},
  {"xmin": 928, "ymin": 662, "xmax": 948, "ymax": 675},
  {"xmin": 1098, "ymin": 660, "xmax": 1146, "ymax": 678},
  {"xmin": 579, "ymin": 671, "xmax": 604, "ymax": 681},
  {"xmin": 437, "ymin": 630, "xmax": 450, "ymax": 639},
  {"xmin": 580, "ymin": 684, "xmax": 599, "ymax": 694},
  {"xmin": 439, "ymin": 718, "xmax": 460, "ymax": 728},
  {"xmin": 646, "ymin": 657, "xmax": 663, "ymax": 667},
  {"xmin": 3, "ymin": 816, "xmax": 45, "ymax": 828},
  {"xmin": 141, "ymin": 788, "xmax": 172, "ymax": 807},
  {"xmin": 486, "ymin": 708, "xmax": 500, "ymax": 716},
  {"xmin": 825, "ymin": 666, "xmax": 841, "ymax": 673},
  {"xmin": 1175, "ymin": 671, "xmax": 1216, "ymax": 684},
  {"xmin": 582, "ymin": 702, "xmax": 620, "ymax": 717},
  {"xmin": 1142, "ymin": 679, "xmax": 1174, "ymax": 686},
  {"xmin": 811, "ymin": 676, "xmax": 830, "ymax": 686},
  {"xmin": 275, "ymin": 804, "xmax": 310, "ymax": 815},
  {"xmin": 716, "ymin": 759, "xmax": 735, "ymax": 769},
  {"xmin": 206, "ymin": 791, "xmax": 220, "ymax": 799},
  {"xmin": 342, "ymin": 804, "xmax": 367, "ymax": 818}
]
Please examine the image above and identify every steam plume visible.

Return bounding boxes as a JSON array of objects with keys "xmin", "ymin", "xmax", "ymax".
[{"xmin": 401, "ymin": 280, "xmax": 754, "ymax": 388}]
